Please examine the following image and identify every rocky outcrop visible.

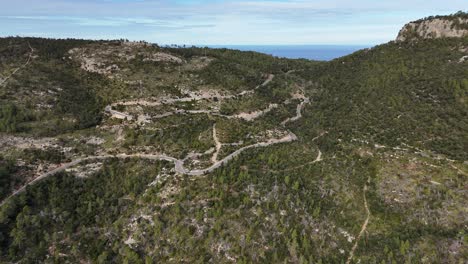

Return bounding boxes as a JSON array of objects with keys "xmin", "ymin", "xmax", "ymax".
[
  {"xmin": 396, "ymin": 12, "xmax": 468, "ymax": 42},
  {"xmin": 68, "ymin": 41, "xmax": 184, "ymax": 78}
]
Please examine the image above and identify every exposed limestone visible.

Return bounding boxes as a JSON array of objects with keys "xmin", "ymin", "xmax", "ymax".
[
  {"xmin": 105, "ymin": 105, "xmax": 133, "ymax": 120},
  {"xmin": 0, "ymin": 136, "xmax": 58, "ymax": 150},
  {"xmin": 86, "ymin": 137, "xmax": 105, "ymax": 145},
  {"xmin": 459, "ymin": 55, "xmax": 468, "ymax": 63},
  {"xmin": 68, "ymin": 42, "xmax": 184, "ymax": 77},
  {"xmin": 397, "ymin": 15, "xmax": 468, "ymax": 42},
  {"xmin": 65, "ymin": 162, "xmax": 103, "ymax": 178},
  {"xmin": 143, "ymin": 52, "xmax": 184, "ymax": 64},
  {"xmin": 184, "ymin": 56, "xmax": 214, "ymax": 70},
  {"xmin": 234, "ymin": 104, "xmax": 278, "ymax": 121}
]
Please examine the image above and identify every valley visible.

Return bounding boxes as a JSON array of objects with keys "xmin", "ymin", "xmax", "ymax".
[{"xmin": 0, "ymin": 12, "xmax": 467, "ymax": 263}]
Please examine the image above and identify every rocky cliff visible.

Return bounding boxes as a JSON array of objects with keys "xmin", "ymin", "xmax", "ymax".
[{"xmin": 397, "ymin": 12, "xmax": 468, "ymax": 41}]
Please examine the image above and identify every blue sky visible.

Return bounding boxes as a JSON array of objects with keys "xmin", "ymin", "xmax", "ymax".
[{"xmin": 0, "ymin": 0, "xmax": 466, "ymax": 45}]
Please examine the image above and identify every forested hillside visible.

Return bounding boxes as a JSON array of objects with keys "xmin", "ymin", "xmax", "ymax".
[
  {"xmin": 0, "ymin": 12, "xmax": 467, "ymax": 264},
  {"xmin": 302, "ymin": 37, "xmax": 467, "ymax": 159}
]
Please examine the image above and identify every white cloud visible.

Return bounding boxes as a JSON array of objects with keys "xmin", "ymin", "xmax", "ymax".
[{"xmin": 0, "ymin": 0, "xmax": 466, "ymax": 44}]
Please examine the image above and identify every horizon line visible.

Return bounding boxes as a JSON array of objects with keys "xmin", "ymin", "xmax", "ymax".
[{"xmin": 0, "ymin": 34, "xmax": 382, "ymax": 47}]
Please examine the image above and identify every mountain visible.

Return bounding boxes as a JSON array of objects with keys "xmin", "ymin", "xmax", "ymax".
[
  {"xmin": 0, "ymin": 13, "xmax": 467, "ymax": 263},
  {"xmin": 397, "ymin": 11, "xmax": 468, "ymax": 42}
]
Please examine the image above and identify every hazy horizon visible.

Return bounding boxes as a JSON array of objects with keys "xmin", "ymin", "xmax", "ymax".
[
  {"xmin": 203, "ymin": 44, "xmax": 371, "ymax": 60},
  {"xmin": 1, "ymin": 1, "xmax": 467, "ymax": 45}
]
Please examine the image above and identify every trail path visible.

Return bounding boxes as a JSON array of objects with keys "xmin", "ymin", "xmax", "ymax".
[
  {"xmin": 281, "ymin": 98, "xmax": 310, "ymax": 126},
  {"xmin": 126, "ymin": 104, "xmax": 278, "ymax": 123},
  {"xmin": 0, "ymin": 73, "xmax": 315, "ymax": 207},
  {"xmin": 450, "ymin": 164, "xmax": 467, "ymax": 176},
  {"xmin": 0, "ymin": 42, "xmax": 34, "ymax": 87},
  {"xmin": 273, "ymin": 131, "xmax": 327, "ymax": 172},
  {"xmin": 238, "ymin": 73, "xmax": 274, "ymax": 95},
  {"xmin": 0, "ymin": 88, "xmax": 307, "ymax": 207},
  {"xmin": 211, "ymin": 124, "xmax": 222, "ymax": 163},
  {"xmin": 110, "ymin": 74, "xmax": 275, "ymax": 108},
  {"xmin": 106, "ymin": 74, "xmax": 276, "ymax": 122},
  {"xmin": 346, "ymin": 177, "xmax": 371, "ymax": 264},
  {"xmin": 232, "ymin": 103, "xmax": 278, "ymax": 121},
  {"xmin": 0, "ymin": 133, "xmax": 297, "ymax": 207},
  {"xmin": 271, "ymin": 149, "xmax": 322, "ymax": 173}
]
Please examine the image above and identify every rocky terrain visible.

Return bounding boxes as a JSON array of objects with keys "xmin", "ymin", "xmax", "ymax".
[
  {"xmin": 397, "ymin": 11, "xmax": 468, "ymax": 41},
  {"xmin": 0, "ymin": 12, "xmax": 467, "ymax": 263}
]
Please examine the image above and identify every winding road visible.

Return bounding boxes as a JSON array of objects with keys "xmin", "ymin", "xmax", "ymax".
[
  {"xmin": 281, "ymin": 97, "xmax": 310, "ymax": 126},
  {"xmin": 0, "ymin": 89, "xmax": 309, "ymax": 207},
  {"xmin": 0, "ymin": 133, "xmax": 298, "ymax": 207},
  {"xmin": 105, "ymin": 74, "xmax": 277, "ymax": 122},
  {"xmin": 110, "ymin": 74, "xmax": 275, "ymax": 108}
]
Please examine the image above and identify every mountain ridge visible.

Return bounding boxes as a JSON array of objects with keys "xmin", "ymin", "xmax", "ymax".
[
  {"xmin": 0, "ymin": 13, "xmax": 467, "ymax": 263},
  {"xmin": 397, "ymin": 11, "xmax": 468, "ymax": 41}
]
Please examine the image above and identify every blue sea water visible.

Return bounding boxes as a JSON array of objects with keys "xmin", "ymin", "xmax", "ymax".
[{"xmin": 208, "ymin": 45, "xmax": 370, "ymax": 61}]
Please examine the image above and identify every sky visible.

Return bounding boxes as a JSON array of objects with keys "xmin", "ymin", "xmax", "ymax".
[{"xmin": 0, "ymin": 0, "xmax": 467, "ymax": 45}]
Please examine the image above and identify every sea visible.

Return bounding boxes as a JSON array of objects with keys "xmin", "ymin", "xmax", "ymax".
[{"xmin": 207, "ymin": 45, "xmax": 370, "ymax": 61}]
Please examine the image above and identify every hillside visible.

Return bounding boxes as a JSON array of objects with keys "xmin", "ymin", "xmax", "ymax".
[
  {"xmin": 0, "ymin": 13, "xmax": 467, "ymax": 264},
  {"xmin": 397, "ymin": 11, "xmax": 468, "ymax": 41}
]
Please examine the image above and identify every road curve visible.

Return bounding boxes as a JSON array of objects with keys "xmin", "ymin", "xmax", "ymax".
[
  {"xmin": 0, "ymin": 132, "xmax": 297, "ymax": 207},
  {"xmin": 109, "ymin": 74, "xmax": 274, "ymax": 108},
  {"xmin": 0, "ymin": 75, "xmax": 309, "ymax": 208},
  {"xmin": 281, "ymin": 98, "xmax": 310, "ymax": 126}
]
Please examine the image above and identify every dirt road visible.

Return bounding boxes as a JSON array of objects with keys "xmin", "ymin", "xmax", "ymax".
[
  {"xmin": 281, "ymin": 98, "xmax": 310, "ymax": 126},
  {"xmin": 110, "ymin": 74, "xmax": 274, "ymax": 108},
  {"xmin": 346, "ymin": 178, "xmax": 371, "ymax": 264},
  {"xmin": 211, "ymin": 124, "xmax": 222, "ymax": 163},
  {"xmin": 0, "ymin": 131, "xmax": 297, "ymax": 206},
  {"xmin": 0, "ymin": 74, "xmax": 311, "ymax": 207}
]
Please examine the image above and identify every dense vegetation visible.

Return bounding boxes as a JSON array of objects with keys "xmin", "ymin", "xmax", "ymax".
[
  {"xmin": 0, "ymin": 156, "xmax": 16, "ymax": 200},
  {"xmin": 301, "ymin": 37, "xmax": 468, "ymax": 160},
  {"xmin": 0, "ymin": 38, "xmax": 106, "ymax": 135},
  {"xmin": 0, "ymin": 103, "xmax": 27, "ymax": 133},
  {"xmin": 0, "ymin": 13, "xmax": 467, "ymax": 263},
  {"xmin": 0, "ymin": 159, "xmax": 164, "ymax": 262},
  {"xmin": 412, "ymin": 11, "xmax": 468, "ymax": 30}
]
